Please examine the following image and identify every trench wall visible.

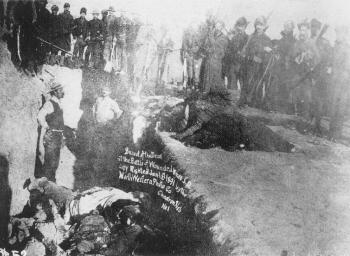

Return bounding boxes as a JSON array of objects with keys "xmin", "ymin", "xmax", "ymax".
[{"xmin": 0, "ymin": 41, "xmax": 43, "ymax": 218}]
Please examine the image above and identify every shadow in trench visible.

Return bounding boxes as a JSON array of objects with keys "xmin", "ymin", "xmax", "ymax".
[
  {"xmin": 0, "ymin": 154, "xmax": 11, "ymax": 248},
  {"xmin": 71, "ymin": 68, "xmax": 133, "ymax": 191}
]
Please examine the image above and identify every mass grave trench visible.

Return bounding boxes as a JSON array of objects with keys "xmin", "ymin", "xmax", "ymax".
[
  {"xmin": 73, "ymin": 70, "xmax": 232, "ymax": 255},
  {"xmin": 114, "ymin": 124, "xmax": 232, "ymax": 256}
]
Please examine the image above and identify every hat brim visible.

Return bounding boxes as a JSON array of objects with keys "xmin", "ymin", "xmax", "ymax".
[{"xmin": 49, "ymin": 84, "xmax": 64, "ymax": 92}]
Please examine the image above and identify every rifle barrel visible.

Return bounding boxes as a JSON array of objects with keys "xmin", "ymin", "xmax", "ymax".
[{"xmin": 36, "ymin": 36, "xmax": 73, "ymax": 56}]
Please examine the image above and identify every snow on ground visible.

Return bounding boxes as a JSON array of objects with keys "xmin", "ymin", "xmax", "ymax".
[{"xmin": 159, "ymin": 111, "xmax": 350, "ymax": 256}]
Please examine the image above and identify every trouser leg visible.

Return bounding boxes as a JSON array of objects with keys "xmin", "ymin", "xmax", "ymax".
[{"xmin": 42, "ymin": 131, "xmax": 62, "ymax": 182}]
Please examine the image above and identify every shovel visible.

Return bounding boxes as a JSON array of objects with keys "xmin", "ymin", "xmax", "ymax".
[{"xmin": 104, "ymin": 37, "xmax": 116, "ymax": 73}]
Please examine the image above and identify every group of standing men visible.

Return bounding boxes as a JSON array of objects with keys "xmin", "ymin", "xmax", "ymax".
[
  {"xmin": 182, "ymin": 15, "xmax": 350, "ymax": 140},
  {"xmin": 2, "ymin": 0, "xmax": 141, "ymax": 75},
  {"xmin": 47, "ymin": 3, "xmax": 141, "ymax": 72}
]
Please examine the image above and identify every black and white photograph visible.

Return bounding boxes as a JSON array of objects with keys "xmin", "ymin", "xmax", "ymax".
[{"xmin": 0, "ymin": 0, "xmax": 350, "ymax": 255}]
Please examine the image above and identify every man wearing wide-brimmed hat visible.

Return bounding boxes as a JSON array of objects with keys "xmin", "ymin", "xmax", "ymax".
[{"xmin": 37, "ymin": 80, "xmax": 65, "ymax": 182}]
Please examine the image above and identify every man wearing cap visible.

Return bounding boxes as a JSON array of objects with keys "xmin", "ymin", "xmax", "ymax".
[
  {"xmin": 49, "ymin": 5, "xmax": 61, "ymax": 55},
  {"xmin": 309, "ymin": 18, "xmax": 332, "ymax": 134},
  {"xmin": 291, "ymin": 20, "xmax": 320, "ymax": 119},
  {"xmin": 239, "ymin": 16, "xmax": 273, "ymax": 108},
  {"xmin": 37, "ymin": 81, "xmax": 65, "ymax": 182},
  {"xmin": 328, "ymin": 25, "xmax": 350, "ymax": 141},
  {"xmin": 222, "ymin": 16, "xmax": 248, "ymax": 90},
  {"xmin": 58, "ymin": 2, "xmax": 73, "ymax": 54},
  {"xmin": 85, "ymin": 9, "xmax": 104, "ymax": 68},
  {"xmin": 72, "ymin": 7, "xmax": 88, "ymax": 61}
]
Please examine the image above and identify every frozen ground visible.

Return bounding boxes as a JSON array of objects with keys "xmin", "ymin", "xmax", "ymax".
[{"xmin": 159, "ymin": 110, "xmax": 350, "ymax": 256}]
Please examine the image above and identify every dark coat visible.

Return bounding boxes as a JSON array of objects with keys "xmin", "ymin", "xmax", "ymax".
[
  {"xmin": 276, "ymin": 31, "xmax": 296, "ymax": 69},
  {"xmin": 88, "ymin": 18, "xmax": 103, "ymax": 41},
  {"xmin": 33, "ymin": 3, "xmax": 51, "ymax": 40},
  {"xmin": 57, "ymin": 10, "xmax": 73, "ymax": 51},
  {"xmin": 59, "ymin": 10, "xmax": 73, "ymax": 35},
  {"xmin": 246, "ymin": 32, "xmax": 272, "ymax": 65},
  {"xmin": 49, "ymin": 14, "xmax": 61, "ymax": 44},
  {"xmin": 72, "ymin": 16, "xmax": 88, "ymax": 39},
  {"xmin": 222, "ymin": 30, "xmax": 248, "ymax": 76}
]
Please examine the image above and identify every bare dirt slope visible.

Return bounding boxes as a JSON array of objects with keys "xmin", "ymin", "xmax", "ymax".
[
  {"xmin": 0, "ymin": 41, "xmax": 44, "ymax": 215},
  {"xmin": 159, "ymin": 120, "xmax": 350, "ymax": 256}
]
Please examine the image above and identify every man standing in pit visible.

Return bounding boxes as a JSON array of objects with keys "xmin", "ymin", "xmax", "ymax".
[
  {"xmin": 93, "ymin": 86, "xmax": 123, "ymax": 125},
  {"xmin": 85, "ymin": 9, "xmax": 103, "ymax": 68},
  {"xmin": 92, "ymin": 86, "xmax": 123, "ymax": 171},
  {"xmin": 37, "ymin": 81, "xmax": 65, "ymax": 182}
]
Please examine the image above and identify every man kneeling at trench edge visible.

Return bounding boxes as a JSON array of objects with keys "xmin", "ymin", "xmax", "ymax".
[{"xmin": 37, "ymin": 81, "xmax": 65, "ymax": 182}]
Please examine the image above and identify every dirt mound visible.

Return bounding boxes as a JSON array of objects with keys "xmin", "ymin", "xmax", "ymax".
[{"xmin": 159, "ymin": 122, "xmax": 350, "ymax": 256}]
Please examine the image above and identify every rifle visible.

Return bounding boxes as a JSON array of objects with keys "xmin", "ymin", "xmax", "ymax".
[
  {"xmin": 246, "ymin": 50, "xmax": 277, "ymax": 103},
  {"xmin": 36, "ymin": 36, "xmax": 73, "ymax": 56},
  {"xmin": 287, "ymin": 23, "xmax": 329, "ymax": 91},
  {"xmin": 104, "ymin": 36, "xmax": 116, "ymax": 73}
]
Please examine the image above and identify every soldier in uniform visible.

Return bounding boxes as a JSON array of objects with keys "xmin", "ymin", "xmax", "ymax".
[
  {"xmin": 85, "ymin": 9, "xmax": 103, "ymax": 68},
  {"xmin": 291, "ymin": 20, "xmax": 320, "ymax": 120},
  {"xmin": 222, "ymin": 16, "xmax": 248, "ymax": 90},
  {"xmin": 181, "ymin": 26, "xmax": 199, "ymax": 89},
  {"xmin": 309, "ymin": 18, "xmax": 332, "ymax": 134},
  {"xmin": 37, "ymin": 81, "xmax": 65, "ymax": 182},
  {"xmin": 116, "ymin": 10, "xmax": 128, "ymax": 73},
  {"xmin": 49, "ymin": 5, "xmax": 61, "ymax": 55},
  {"xmin": 32, "ymin": 0, "xmax": 51, "ymax": 72},
  {"xmin": 125, "ymin": 15, "xmax": 141, "ymax": 86},
  {"xmin": 197, "ymin": 16, "xmax": 227, "ymax": 93},
  {"xmin": 156, "ymin": 26, "xmax": 174, "ymax": 87},
  {"xmin": 239, "ymin": 16, "xmax": 273, "ymax": 108},
  {"xmin": 100, "ymin": 9, "xmax": 108, "ymax": 62},
  {"xmin": 328, "ymin": 25, "xmax": 350, "ymax": 141},
  {"xmin": 271, "ymin": 20, "xmax": 296, "ymax": 112},
  {"xmin": 103, "ymin": 7, "xmax": 127, "ymax": 72},
  {"xmin": 72, "ymin": 7, "xmax": 88, "ymax": 61},
  {"xmin": 58, "ymin": 2, "xmax": 73, "ymax": 55},
  {"xmin": 103, "ymin": 6, "xmax": 116, "ymax": 64}
]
